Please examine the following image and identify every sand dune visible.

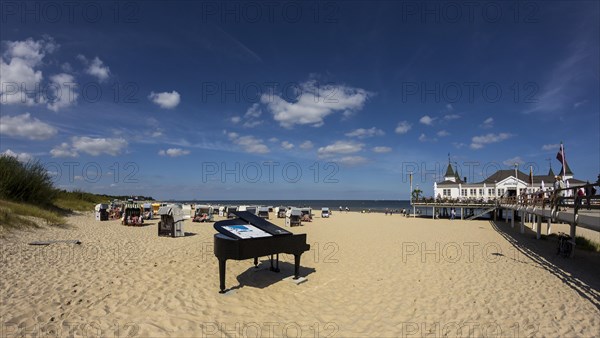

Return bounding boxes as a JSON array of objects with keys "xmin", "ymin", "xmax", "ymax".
[{"xmin": 1, "ymin": 211, "xmax": 599, "ymax": 337}]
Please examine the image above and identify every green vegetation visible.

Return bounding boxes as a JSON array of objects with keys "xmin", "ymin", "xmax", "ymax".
[
  {"xmin": 0, "ymin": 154, "xmax": 152, "ymax": 232},
  {"xmin": 575, "ymin": 236, "xmax": 600, "ymax": 253},
  {"xmin": 546, "ymin": 233, "xmax": 600, "ymax": 253}
]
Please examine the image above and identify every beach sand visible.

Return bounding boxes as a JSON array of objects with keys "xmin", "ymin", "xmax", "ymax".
[{"xmin": 1, "ymin": 211, "xmax": 599, "ymax": 337}]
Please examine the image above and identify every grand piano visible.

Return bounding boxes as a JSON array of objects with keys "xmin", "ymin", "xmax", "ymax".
[{"xmin": 213, "ymin": 211, "xmax": 310, "ymax": 293}]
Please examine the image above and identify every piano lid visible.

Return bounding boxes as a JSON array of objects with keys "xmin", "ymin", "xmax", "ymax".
[{"xmin": 214, "ymin": 211, "xmax": 292, "ymax": 239}]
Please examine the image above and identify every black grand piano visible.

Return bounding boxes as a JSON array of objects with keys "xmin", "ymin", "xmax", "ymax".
[{"xmin": 213, "ymin": 211, "xmax": 310, "ymax": 293}]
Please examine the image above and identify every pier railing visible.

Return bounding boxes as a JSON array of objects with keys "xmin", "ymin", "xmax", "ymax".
[{"xmin": 498, "ymin": 181, "xmax": 600, "ymax": 218}]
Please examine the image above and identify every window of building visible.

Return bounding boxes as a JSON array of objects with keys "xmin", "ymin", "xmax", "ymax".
[
  {"xmin": 461, "ymin": 189, "xmax": 467, "ymax": 196},
  {"xmin": 443, "ymin": 189, "xmax": 451, "ymax": 197},
  {"xmin": 498, "ymin": 189, "xmax": 505, "ymax": 196},
  {"xmin": 479, "ymin": 188, "xmax": 484, "ymax": 196},
  {"xmin": 488, "ymin": 188, "xmax": 495, "ymax": 196},
  {"xmin": 469, "ymin": 188, "xmax": 476, "ymax": 196}
]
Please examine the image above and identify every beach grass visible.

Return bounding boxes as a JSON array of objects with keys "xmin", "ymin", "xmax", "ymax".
[{"xmin": 0, "ymin": 199, "xmax": 65, "ymax": 230}]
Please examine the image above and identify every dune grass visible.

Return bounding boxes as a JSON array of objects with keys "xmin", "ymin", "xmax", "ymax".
[
  {"xmin": 0, "ymin": 199, "xmax": 65, "ymax": 229},
  {"xmin": 546, "ymin": 233, "xmax": 600, "ymax": 253}
]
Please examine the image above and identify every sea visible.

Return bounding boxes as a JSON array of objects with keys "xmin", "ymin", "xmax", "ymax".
[
  {"xmin": 168, "ymin": 200, "xmax": 492, "ymax": 218},
  {"xmin": 173, "ymin": 200, "xmax": 424, "ymax": 214}
]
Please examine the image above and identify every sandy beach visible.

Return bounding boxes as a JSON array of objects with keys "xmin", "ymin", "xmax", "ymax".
[{"xmin": 1, "ymin": 211, "xmax": 599, "ymax": 337}]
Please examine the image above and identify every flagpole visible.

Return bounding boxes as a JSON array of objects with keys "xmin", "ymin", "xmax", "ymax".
[{"xmin": 561, "ymin": 142, "xmax": 566, "ymax": 177}]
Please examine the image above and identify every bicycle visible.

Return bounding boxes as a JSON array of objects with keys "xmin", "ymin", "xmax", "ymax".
[{"xmin": 557, "ymin": 232, "xmax": 573, "ymax": 258}]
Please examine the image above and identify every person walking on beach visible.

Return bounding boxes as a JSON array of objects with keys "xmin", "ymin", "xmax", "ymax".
[{"xmin": 450, "ymin": 208, "xmax": 456, "ymax": 220}]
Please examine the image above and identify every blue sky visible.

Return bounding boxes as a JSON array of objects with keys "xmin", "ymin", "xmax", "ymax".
[{"xmin": 1, "ymin": 1, "xmax": 598, "ymax": 200}]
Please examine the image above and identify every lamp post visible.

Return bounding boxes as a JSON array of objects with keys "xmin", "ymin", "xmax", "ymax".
[
  {"xmin": 414, "ymin": 184, "xmax": 419, "ymax": 218},
  {"xmin": 409, "ymin": 171, "xmax": 413, "ymax": 216}
]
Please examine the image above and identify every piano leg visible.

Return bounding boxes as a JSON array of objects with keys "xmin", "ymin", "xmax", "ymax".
[
  {"xmin": 293, "ymin": 254, "xmax": 301, "ymax": 279},
  {"xmin": 219, "ymin": 258, "xmax": 227, "ymax": 294},
  {"xmin": 269, "ymin": 254, "xmax": 280, "ymax": 272}
]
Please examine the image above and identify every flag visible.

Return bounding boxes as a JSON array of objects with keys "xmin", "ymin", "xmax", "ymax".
[{"xmin": 556, "ymin": 142, "xmax": 566, "ymax": 174}]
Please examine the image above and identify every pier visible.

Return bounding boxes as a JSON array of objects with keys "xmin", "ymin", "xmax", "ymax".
[{"xmin": 415, "ymin": 182, "xmax": 600, "ymax": 257}]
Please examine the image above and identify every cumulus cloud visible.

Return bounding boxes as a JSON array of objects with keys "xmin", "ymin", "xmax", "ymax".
[
  {"xmin": 46, "ymin": 73, "xmax": 78, "ymax": 111},
  {"xmin": 299, "ymin": 140, "xmax": 314, "ymax": 149},
  {"xmin": 158, "ymin": 148, "xmax": 190, "ymax": 157},
  {"xmin": 372, "ymin": 146, "xmax": 392, "ymax": 153},
  {"xmin": 470, "ymin": 133, "xmax": 512, "ymax": 149},
  {"xmin": 50, "ymin": 142, "xmax": 78, "ymax": 157},
  {"xmin": 395, "ymin": 121, "xmax": 412, "ymax": 134},
  {"xmin": 50, "ymin": 136, "xmax": 128, "ymax": 157},
  {"xmin": 317, "ymin": 140, "xmax": 364, "ymax": 158},
  {"xmin": 345, "ymin": 127, "xmax": 384, "ymax": 139},
  {"xmin": 281, "ymin": 141, "xmax": 294, "ymax": 150},
  {"xmin": 230, "ymin": 116, "xmax": 241, "ymax": 124},
  {"xmin": 436, "ymin": 130, "xmax": 450, "ymax": 137},
  {"xmin": 1, "ymin": 149, "xmax": 33, "ymax": 162},
  {"xmin": 227, "ymin": 132, "xmax": 269, "ymax": 154},
  {"xmin": 0, "ymin": 113, "xmax": 57, "ymax": 140},
  {"xmin": 261, "ymin": 80, "xmax": 371, "ymax": 128},
  {"xmin": 419, "ymin": 115, "xmax": 436, "ymax": 125},
  {"xmin": 0, "ymin": 36, "xmax": 58, "ymax": 105},
  {"xmin": 78, "ymin": 55, "xmax": 110, "ymax": 82},
  {"xmin": 148, "ymin": 91, "xmax": 181, "ymax": 109}
]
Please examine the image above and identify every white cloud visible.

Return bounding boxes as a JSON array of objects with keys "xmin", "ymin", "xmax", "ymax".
[
  {"xmin": 443, "ymin": 114, "xmax": 461, "ymax": 120},
  {"xmin": 51, "ymin": 137, "xmax": 128, "ymax": 157},
  {"xmin": 242, "ymin": 103, "xmax": 263, "ymax": 128},
  {"xmin": 446, "ymin": 103, "xmax": 454, "ymax": 111},
  {"xmin": 0, "ymin": 113, "xmax": 57, "ymax": 140},
  {"xmin": 50, "ymin": 142, "xmax": 78, "ymax": 157},
  {"xmin": 261, "ymin": 80, "xmax": 371, "ymax": 128},
  {"xmin": 0, "ymin": 37, "xmax": 57, "ymax": 105},
  {"xmin": 452, "ymin": 142, "xmax": 466, "ymax": 149},
  {"xmin": 158, "ymin": 148, "xmax": 190, "ymax": 157},
  {"xmin": 1, "ymin": 149, "xmax": 33, "ymax": 162},
  {"xmin": 299, "ymin": 140, "xmax": 314, "ymax": 149},
  {"xmin": 317, "ymin": 140, "xmax": 364, "ymax": 158},
  {"xmin": 78, "ymin": 55, "xmax": 110, "ymax": 82},
  {"xmin": 281, "ymin": 141, "xmax": 294, "ymax": 150},
  {"xmin": 436, "ymin": 130, "xmax": 450, "ymax": 137},
  {"xmin": 542, "ymin": 143, "xmax": 559, "ymax": 151},
  {"xmin": 470, "ymin": 133, "xmax": 512, "ymax": 149},
  {"xmin": 151, "ymin": 130, "xmax": 163, "ymax": 138},
  {"xmin": 227, "ymin": 132, "xmax": 269, "ymax": 154},
  {"xmin": 419, "ymin": 115, "xmax": 436, "ymax": 125},
  {"xmin": 395, "ymin": 121, "xmax": 412, "ymax": 134},
  {"xmin": 480, "ymin": 117, "xmax": 494, "ymax": 129},
  {"xmin": 148, "ymin": 91, "xmax": 181, "ymax": 109},
  {"xmin": 337, "ymin": 156, "xmax": 368, "ymax": 166},
  {"xmin": 46, "ymin": 73, "xmax": 78, "ymax": 111},
  {"xmin": 268, "ymin": 137, "xmax": 279, "ymax": 143},
  {"xmin": 503, "ymin": 156, "xmax": 524, "ymax": 166},
  {"xmin": 345, "ymin": 127, "xmax": 384, "ymax": 139},
  {"xmin": 230, "ymin": 116, "xmax": 241, "ymax": 124},
  {"xmin": 372, "ymin": 146, "xmax": 392, "ymax": 153},
  {"xmin": 418, "ymin": 133, "xmax": 428, "ymax": 142}
]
